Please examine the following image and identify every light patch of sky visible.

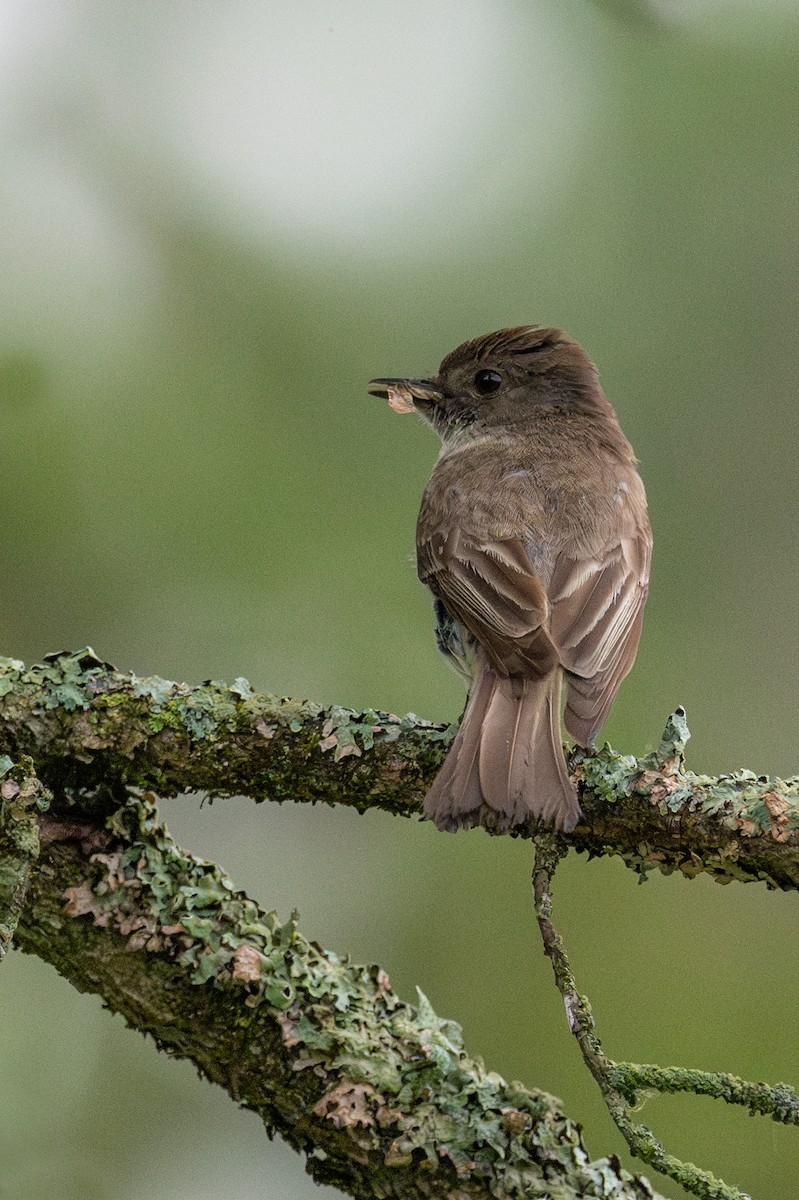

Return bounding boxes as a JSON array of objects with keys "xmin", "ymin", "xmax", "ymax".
[
  {"xmin": 0, "ymin": 0, "xmax": 597, "ymax": 362},
  {"xmin": 114, "ymin": 1, "xmax": 593, "ymax": 253},
  {"xmin": 0, "ymin": 2, "xmax": 594, "ymax": 259},
  {"xmin": 0, "ymin": 0, "xmax": 791, "ymax": 365},
  {"xmin": 0, "ymin": 2, "xmax": 164, "ymax": 358}
]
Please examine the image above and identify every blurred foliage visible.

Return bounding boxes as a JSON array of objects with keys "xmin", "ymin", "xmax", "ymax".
[{"xmin": 1, "ymin": 2, "xmax": 798, "ymax": 1197}]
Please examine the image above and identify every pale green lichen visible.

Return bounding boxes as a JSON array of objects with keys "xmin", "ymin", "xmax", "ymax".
[
  {"xmin": 44, "ymin": 793, "xmax": 658, "ymax": 1199},
  {"xmin": 0, "ymin": 650, "xmax": 448, "ymax": 818},
  {"xmin": 0, "ymin": 756, "xmax": 50, "ymax": 958},
  {"xmin": 4, "ymin": 654, "xmax": 799, "ymax": 896},
  {"xmin": 610, "ymin": 1063, "xmax": 799, "ymax": 1125}
]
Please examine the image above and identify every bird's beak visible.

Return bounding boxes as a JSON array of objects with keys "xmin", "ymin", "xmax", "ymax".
[{"xmin": 367, "ymin": 377, "xmax": 443, "ymax": 414}]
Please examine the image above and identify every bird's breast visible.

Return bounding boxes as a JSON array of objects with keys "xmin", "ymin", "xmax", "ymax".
[{"xmin": 418, "ymin": 433, "xmax": 646, "ymax": 559}]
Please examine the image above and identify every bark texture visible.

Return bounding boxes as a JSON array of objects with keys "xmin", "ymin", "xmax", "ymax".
[
  {"xmin": 4, "ymin": 648, "xmax": 795, "ymax": 1198},
  {"xmin": 17, "ymin": 790, "xmax": 659, "ymax": 1199},
  {"xmin": 1, "ymin": 652, "xmax": 797, "ymax": 890}
]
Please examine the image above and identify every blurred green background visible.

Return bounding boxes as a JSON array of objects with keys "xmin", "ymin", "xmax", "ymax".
[{"xmin": 1, "ymin": 2, "xmax": 799, "ymax": 1197}]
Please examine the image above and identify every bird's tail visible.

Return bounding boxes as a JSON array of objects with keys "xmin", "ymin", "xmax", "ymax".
[{"xmin": 423, "ymin": 660, "xmax": 580, "ymax": 833}]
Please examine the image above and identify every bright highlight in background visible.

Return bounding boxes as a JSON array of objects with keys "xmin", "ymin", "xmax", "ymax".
[{"xmin": 0, "ymin": 0, "xmax": 590, "ymax": 259}]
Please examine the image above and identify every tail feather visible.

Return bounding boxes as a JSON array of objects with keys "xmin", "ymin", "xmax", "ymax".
[
  {"xmin": 423, "ymin": 667, "xmax": 498, "ymax": 832},
  {"xmin": 424, "ymin": 661, "xmax": 580, "ymax": 834},
  {"xmin": 477, "ymin": 678, "xmax": 528, "ymax": 824}
]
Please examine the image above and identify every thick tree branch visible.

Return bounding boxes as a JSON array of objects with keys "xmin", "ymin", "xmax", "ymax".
[
  {"xmin": 16, "ymin": 792, "xmax": 661, "ymax": 1200},
  {"xmin": 5, "ymin": 649, "xmax": 798, "ymax": 1197},
  {"xmin": 1, "ymin": 651, "xmax": 798, "ymax": 890}
]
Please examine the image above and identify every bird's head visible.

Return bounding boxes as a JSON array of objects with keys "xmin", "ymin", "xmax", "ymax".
[{"xmin": 368, "ymin": 326, "xmax": 607, "ymax": 443}]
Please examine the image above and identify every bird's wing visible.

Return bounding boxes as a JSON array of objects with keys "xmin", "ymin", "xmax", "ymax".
[
  {"xmin": 417, "ymin": 529, "xmax": 559, "ymax": 678},
  {"xmin": 547, "ymin": 530, "xmax": 651, "ymax": 746}
]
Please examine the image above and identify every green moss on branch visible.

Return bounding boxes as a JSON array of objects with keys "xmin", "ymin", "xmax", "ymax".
[
  {"xmin": 0, "ymin": 755, "xmax": 50, "ymax": 958},
  {"xmin": 2, "ymin": 650, "xmax": 799, "ymax": 891},
  {"xmin": 0, "ymin": 649, "xmax": 448, "ymax": 819},
  {"xmin": 17, "ymin": 795, "xmax": 661, "ymax": 1200},
  {"xmin": 610, "ymin": 1062, "xmax": 799, "ymax": 1124}
]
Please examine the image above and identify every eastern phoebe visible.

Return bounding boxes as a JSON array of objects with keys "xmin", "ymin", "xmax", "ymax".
[{"xmin": 369, "ymin": 326, "xmax": 651, "ymax": 833}]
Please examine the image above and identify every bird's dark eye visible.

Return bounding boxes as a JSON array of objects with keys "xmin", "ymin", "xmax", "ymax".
[{"xmin": 474, "ymin": 369, "xmax": 502, "ymax": 396}]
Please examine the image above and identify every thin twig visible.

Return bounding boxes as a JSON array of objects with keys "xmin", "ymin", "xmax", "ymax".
[
  {"xmin": 532, "ymin": 833, "xmax": 756, "ymax": 1200},
  {"xmin": 611, "ymin": 1062, "xmax": 799, "ymax": 1124}
]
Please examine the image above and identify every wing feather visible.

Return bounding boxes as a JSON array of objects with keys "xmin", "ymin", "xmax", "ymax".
[
  {"xmin": 417, "ymin": 530, "xmax": 558, "ymax": 678},
  {"xmin": 549, "ymin": 533, "xmax": 651, "ymax": 745},
  {"xmin": 418, "ymin": 509, "xmax": 651, "ymax": 745}
]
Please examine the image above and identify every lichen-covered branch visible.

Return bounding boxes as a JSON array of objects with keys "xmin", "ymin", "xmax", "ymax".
[
  {"xmin": 0, "ymin": 756, "xmax": 50, "ymax": 959},
  {"xmin": 532, "ymin": 836, "xmax": 799, "ymax": 1199},
  {"xmin": 1, "ymin": 651, "xmax": 799, "ymax": 890},
  {"xmin": 609, "ymin": 1063, "xmax": 799, "ymax": 1125},
  {"xmin": 16, "ymin": 794, "xmax": 661, "ymax": 1200},
  {"xmin": 0, "ymin": 649, "xmax": 444, "ymax": 820},
  {"xmin": 5, "ymin": 650, "xmax": 798, "ymax": 1195}
]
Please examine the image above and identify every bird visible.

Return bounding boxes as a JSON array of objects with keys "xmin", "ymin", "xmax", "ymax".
[{"xmin": 368, "ymin": 326, "xmax": 651, "ymax": 834}]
